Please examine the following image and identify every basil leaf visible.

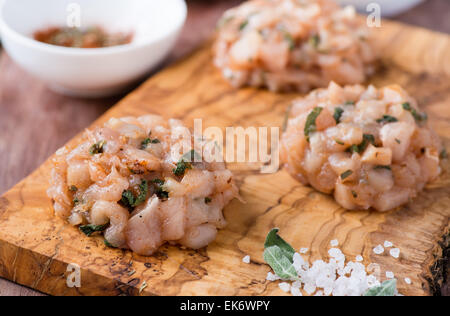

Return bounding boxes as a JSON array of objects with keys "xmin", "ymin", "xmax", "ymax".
[
  {"xmin": 79, "ymin": 224, "xmax": 108, "ymax": 237},
  {"xmin": 304, "ymin": 107, "xmax": 323, "ymax": 142},
  {"xmin": 364, "ymin": 279, "xmax": 397, "ymax": 296},
  {"xmin": 264, "ymin": 228, "xmax": 295, "ymax": 262},
  {"xmin": 263, "ymin": 246, "xmax": 298, "ymax": 280}
]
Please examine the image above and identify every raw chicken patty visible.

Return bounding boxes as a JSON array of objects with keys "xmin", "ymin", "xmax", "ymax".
[
  {"xmin": 281, "ymin": 82, "xmax": 444, "ymax": 212},
  {"xmin": 214, "ymin": 0, "xmax": 377, "ymax": 92},
  {"xmin": 47, "ymin": 115, "xmax": 239, "ymax": 255}
]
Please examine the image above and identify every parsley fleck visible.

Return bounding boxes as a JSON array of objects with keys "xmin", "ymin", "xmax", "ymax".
[
  {"xmin": 395, "ymin": 139, "xmax": 401, "ymax": 144},
  {"xmin": 374, "ymin": 165, "xmax": 392, "ymax": 171},
  {"xmin": 141, "ymin": 137, "xmax": 160, "ymax": 149},
  {"xmin": 89, "ymin": 140, "xmax": 106, "ymax": 155},
  {"xmin": 79, "ymin": 224, "xmax": 108, "ymax": 237},
  {"xmin": 351, "ymin": 191, "xmax": 358, "ymax": 198},
  {"xmin": 304, "ymin": 107, "xmax": 323, "ymax": 142},
  {"xmin": 348, "ymin": 134, "xmax": 375, "ymax": 154},
  {"xmin": 152, "ymin": 179, "xmax": 169, "ymax": 201},
  {"xmin": 205, "ymin": 197, "xmax": 212, "ymax": 204},
  {"xmin": 239, "ymin": 20, "xmax": 249, "ymax": 31},
  {"xmin": 69, "ymin": 185, "xmax": 78, "ymax": 192},
  {"xmin": 345, "ymin": 101, "xmax": 355, "ymax": 106},
  {"xmin": 73, "ymin": 198, "xmax": 80, "ymax": 206},
  {"xmin": 335, "ymin": 139, "xmax": 345, "ymax": 146},
  {"xmin": 376, "ymin": 115, "xmax": 398, "ymax": 124},
  {"xmin": 104, "ymin": 239, "xmax": 116, "ymax": 248},
  {"xmin": 402, "ymin": 102, "xmax": 428, "ymax": 123},
  {"xmin": 309, "ymin": 34, "xmax": 320, "ymax": 48},
  {"xmin": 341, "ymin": 170, "xmax": 353, "ymax": 180},
  {"xmin": 333, "ymin": 107, "xmax": 344, "ymax": 124},
  {"xmin": 121, "ymin": 180, "xmax": 149, "ymax": 210},
  {"xmin": 173, "ymin": 160, "xmax": 192, "ymax": 177}
]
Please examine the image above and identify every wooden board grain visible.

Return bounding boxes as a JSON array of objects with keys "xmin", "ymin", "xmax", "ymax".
[{"xmin": 0, "ymin": 20, "xmax": 449, "ymax": 296}]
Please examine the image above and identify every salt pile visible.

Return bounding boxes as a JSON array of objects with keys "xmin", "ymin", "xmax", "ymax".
[{"xmin": 266, "ymin": 246, "xmax": 383, "ymax": 296}]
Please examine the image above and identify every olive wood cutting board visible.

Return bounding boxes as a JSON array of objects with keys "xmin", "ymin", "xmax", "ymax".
[{"xmin": 0, "ymin": 20, "xmax": 449, "ymax": 296}]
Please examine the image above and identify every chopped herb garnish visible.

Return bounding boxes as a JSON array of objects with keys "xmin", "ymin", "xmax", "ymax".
[
  {"xmin": 440, "ymin": 149, "xmax": 448, "ymax": 159},
  {"xmin": 152, "ymin": 179, "xmax": 169, "ymax": 201},
  {"xmin": 309, "ymin": 34, "xmax": 320, "ymax": 48},
  {"xmin": 345, "ymin": 101, "xmax": 355, "ymax": 106},
  {"xmin": 375, "ymin": 165, "xmax": 392, "ymax": 171},
  {"xmin": 205, "ymin": 197, "xmax": 212, "ymax": 204},
  {"xmin": 283, "ymin": 32, "xmax": 295, "ymax": 51},
  {"xmin": 89, "ymin": 140, "xmax": 106, "ymax": 155},
  {"xmin": 173, "ymin": 160, "xmax": 192, "ymax": 177},
  {"xmin": 69, "ymin": 185, "xmax": 78, "ymax": 192},
  {"xmin": 351, "ymin": 191, "xmax": 358, "ymax": 198},
  {"xmin": 80, "ymin": 224, "xmax": 108, "ymax": 237},
  {"xmin": 304, "ymin": 107, "xmax": 323, "ymax": 142},
  {"xmin": 239, "ymin": 20, "xmax": 249, "ymax": 31},
  {"xmin": 104, "ymin": 239, "xmax": 116, "ymax": 248},
  {"xmin": 333, "ymin": 107, "xmax": 344, "ymax": 124},
  {"xmin": 348, "ymin": 134, "xmax": 375, "ymax": 154},
  {"xmin": 402, "ymin": 102, "xmax": 428, "ymax": 123},
  {"xmin": 395, "ymin": 139, "xmax": 401, "ymax": 144},
  {"xmin": 73, "ymin": 198, "xmax": 80, "ymax": 206},
  {"xmin": 376, "ymin": 115, "xmax": 398, "ymax": 124},
  {"xmin": 141, "ymin": 137, "xmax": 160, "ymax": 149},
  {"xmin": 335, "ymin": 139, "xmax": 345, "ymax": 146},
  {"xmin": 121, "ymin": 180, "xmax": 149, "ymax": 210},
  {"xmin": 340, "ymin": 170, "xmax": 353, "ymax": 180}
]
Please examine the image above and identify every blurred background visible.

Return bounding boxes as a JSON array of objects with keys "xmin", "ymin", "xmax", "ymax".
[{"xmin": 0, "ymin": 0, "xmax": 449, "ymax": 296}]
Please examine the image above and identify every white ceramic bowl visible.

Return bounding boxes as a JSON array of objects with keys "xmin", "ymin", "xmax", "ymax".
[
  {"xmin": 0, "ymin": 0, "xmax": 187, "ymax": 97},
  {"xmin": 336, "ymin": 0, "xmax": 424, "ymax": 17}
]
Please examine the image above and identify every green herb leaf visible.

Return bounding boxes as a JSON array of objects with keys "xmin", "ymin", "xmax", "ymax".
[
  {"xmin": 263, "ymin": 246, "xmax": 298, "ymax": 280},
  {"xmin": 364, "ymin": 279, "xmax": 397, "ymax": 296},
  {"xmin": 351, "ymin": 191, "xmax": 358, "ymax": 198},
  {"xmin": 141, "ymin": 138, "xmax": 160, "ymax": 149},
  {"xmin": 283, "ymin": 32, "xmax": 295, "ymax": 51},
  {"xmin": 173, "ymin": 160, "xmax": 192, "ymax": 177},
  {"xmin": 104, "ymin": 239, "xmax": 116, "ymax": 248},
  {"xmin": 374, "ymin": 165, "xmax": 392, "ymax": 171},
  {"xmin": 152, "ymin": 179, "xmax": 169, "ymax": 201},
  {"xmin": 376, "ymin": 115, "xmax": 398, "ymax": 124},
  {"xmin": 89, "ymin": 140, "xmax": 106, "ymax": 155},
  {"xmin": 333, "ymin": 107, "xmax": 344, "ymax": 124},
  {"xmin": 264, "ymin": 228, "xmax": 295, "ymax": 262},
  {"xmin": 304, "ymin": 107, "xmax": 323, "ymax": 142},
  {"xmin": 345, "ymin": 101, "xmax": 355, "ymax": 106},
  {"xmin": 239, "ymin": 20, "xmax": 249, "ymax": 31},
  {"xmin": 402, "ymin": 102, "xmax": 428, "ymax": 123},
  {"xmin": 341, "ymin": 170, "xmax": 353, "ymax": 180},
  {"xmin": 69, "ymin": 185, "xmax": 78, "ymax": 192},
  {"xmin": 348, "ymin": 134, "xmax": 375, "ymax": 154},
  {"xmin": 73, "ymin": 198, "xmax": 80, "ymax": 206},
  {"xmin": 80, "ymin": 224, "xmax": 108, "ymax": 237},
  {"xmin": 335, "ymin": 139, "xmax": 345, "ymax": 146},
  {"xmin": 309, "ymin": 34, "xmax": 320, "ymax": 48},
  {"xmin": 205, "ymin": 197, "xmax": 212, "ymax": 204},
  {"xmin": 121, "ymin": 180, "xmax": 149, "ymax": 209}
]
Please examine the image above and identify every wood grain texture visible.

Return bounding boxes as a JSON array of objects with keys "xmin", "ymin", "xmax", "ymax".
[{"xmin": 0, "ymin": 19, "xmax": 449, "ymax": 296}]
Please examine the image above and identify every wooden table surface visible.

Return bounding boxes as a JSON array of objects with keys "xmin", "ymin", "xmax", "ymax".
[{"xmin": 0, "ymin": 0, "xmax": 448, "ymax": 296}]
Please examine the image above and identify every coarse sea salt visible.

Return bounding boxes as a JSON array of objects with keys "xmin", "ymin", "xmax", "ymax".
[
  {"xmin": 404, "ymin": 278, "xmax": 412, "ymax": 285},
  {"xmin": 373, "ymin": 245, "xmax": 384, "ymax": 255},
  {"xmin": 390, "ymin": 248, "xmax": 400, "ymax": 259},
  {"xmin": 355, "ymin": 255, "xmax": 363, "ymax": 262},
  {"xmin": 386, "ymin": 271, "xmax": 395, "ymax": 279},
  {"xmin": 291, "ymin": 287, "xmax": 302, "ymax": 296},
  {"xmin": 242, "ymin": 255, "xmax": 251, "ymax": 264},
  {"xmin": 279, "ymin": 282, "xmax": 291, "ymax": 293},
  {"xmin": 299, "ymin": 248, "xmax": 309, "ymax": 254},
  {"xmin": 330, "ymin": 239, "xmax": 339, "ymax": 247},
  {"xmin": 384, "ymin": 241, "xmax": 393, "ymax": 248}
]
